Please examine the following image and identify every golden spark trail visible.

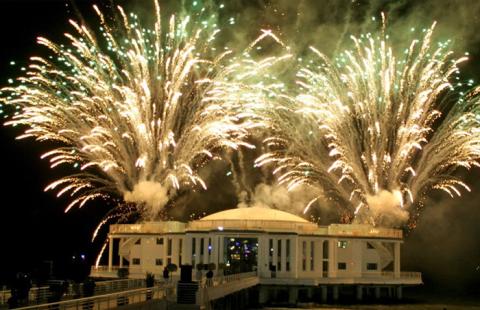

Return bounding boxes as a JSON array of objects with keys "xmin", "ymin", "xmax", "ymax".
[
  {"xmin": 255, "ymin": 21, "xmax": 480, "ymax": 226},
  {"xmin": 1, "ymin": 1, "xmax": 278, "ymax": 223}
]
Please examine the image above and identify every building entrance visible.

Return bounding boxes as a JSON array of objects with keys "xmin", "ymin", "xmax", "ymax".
[{"xmin": 223, "ymin": 237, "xmax": 258, "ymax": 274}]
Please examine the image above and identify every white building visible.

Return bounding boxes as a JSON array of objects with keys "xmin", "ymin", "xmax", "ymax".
[{"xmin": 91, "ymin": 207, "xmax": 421, "ymax": 302}]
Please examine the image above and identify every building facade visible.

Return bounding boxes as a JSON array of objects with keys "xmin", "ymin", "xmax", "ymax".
[{"xmin": 91, "ymin": 207, "xmax": 421, "ymax": 292}]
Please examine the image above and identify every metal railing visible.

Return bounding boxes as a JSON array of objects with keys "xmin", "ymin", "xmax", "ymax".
[
  {"xmin": 0, "ymin": 286, "xmax": 51, "ymax": 306},
  {"xmin": 0, "ymin": 279, "xmax": 147, "ymax": 307},
  {"xmin": 14, "ymin": 285, "xmax": 170, "ymax": 310},
  {"xmin": 199, "ymin": 271, "xmax": 258, "ymax": 288}
]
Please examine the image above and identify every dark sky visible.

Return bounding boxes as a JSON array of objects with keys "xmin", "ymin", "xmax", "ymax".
[{"xmin": 0, "ymin": 0, "xmax": 479, "ymax": 299}]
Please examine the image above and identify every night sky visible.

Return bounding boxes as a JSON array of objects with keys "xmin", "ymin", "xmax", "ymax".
[{"xmin": 0, "ymin": 0, "xmax": 479, "ymax": 302}]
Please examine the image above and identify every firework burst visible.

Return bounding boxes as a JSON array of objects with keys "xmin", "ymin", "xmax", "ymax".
[
  {"xmin": 1, "ymin": 0, "xmax": 276, "ymax": 222},
  {"xmin": 255, "ymin": 19, "xmax": 480, "ymax": 226}
]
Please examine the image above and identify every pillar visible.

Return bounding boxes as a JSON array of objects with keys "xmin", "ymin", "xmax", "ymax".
[
  {"xmin": 394, "ymin": 242, "xmax": 401, "ymax": 278},
  {"xmin": 375, "ymin": 287, "xmax": 381, "ymax": 299},
  {"xmin": 259, "ymin": 287, "xmax": 268, "ymax": 304},
  {"xmin": 328, "ymin": 239, "xmax": 337, "ymax": 278},
  {"xmin": 108, "ymin": 236, "xmax": 113, "ymax": 272},
  {"xmin": 291, "ymin": 237, "xmax": 298, "ymax": 278},
  {"xmin": 356, "ymin": 285, "xmax": 363, "ymax": 301},
  {"xmin": 288, "ymin": 287, "xmax": 298, "ymax": 304},
  {"xmin": 307, "ymin": 287, "xmax": 313, "ymax": 299},
  {"xmin": 321, "ymin": 286, "xmax": 327, "ymax": 302},
  {"xmin": 332, "ymin": 285, "xmax": 339, "ymax": 301},
  {"xmin": 396, "ymin": 286, "xmax": 403, "ymax": 300}
]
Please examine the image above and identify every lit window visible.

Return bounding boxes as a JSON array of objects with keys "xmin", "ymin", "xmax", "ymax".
[
  {"xmin": 156, "ymin": 238, "xmax": 164, "ymax": 245},
  {"xmin": 367, "ymin": 263, "xmax": 378, "ymax": 270},
  {"xmin": 337, "ymin": 241, "xmax": 348, "ymax": 248},
  {"xmin": 155, "ymin": 258, "xmax": 163, "ymax": 266},
  {"xmin": 338, "ymin": 262, "xmax": 347, "ymax": 270},
  {"xmin": 132, "ymin": 258, "xmax": 141, "ymax": 265}
]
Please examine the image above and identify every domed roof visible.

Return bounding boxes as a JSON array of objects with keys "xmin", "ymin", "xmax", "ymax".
[{"xmin": 200, "ymin": 206, "xmax": 309, "ymax": 223}]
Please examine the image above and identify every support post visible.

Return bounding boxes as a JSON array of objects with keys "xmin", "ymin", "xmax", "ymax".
[
  {"xmin": 288, "ymin": 287, "xmax": 298, "ymax": 304},
  {"xmin": 259, "ymin": 287, "xmax": 268, "ymax": 304},
  {"xmin": 396, "ymin": 286, "xmax": 403, "ymax": 300},
  {"xmin": 332, "ymin": 285, "xmax": 339, "ymax": 301},
  {"xmin": 375, "ymin": 287, "xmax": 381, "ymax": 299},
  {"xmin": 321, "ymin": 286, "xmax": 327, "ymax": 302},
  {"xmin": 108, "ymin": 236, "xmax": 113, "ymax": 272},
  {"xmin": 356, "ymin": 285, "xmax": 363, "ymax": 301},
  {"xmin": 394, "ymin": 242, "xmax": 401, "ymax": 278}
]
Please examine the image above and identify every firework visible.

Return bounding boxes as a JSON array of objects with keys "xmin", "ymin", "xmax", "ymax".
[
  {"xmin": 1, "ymin": 1, "xmax": 276, "ymax": 222},
  {"xmin": 255, "ymin": 19, "xmax": 480, "ymax": 226}
]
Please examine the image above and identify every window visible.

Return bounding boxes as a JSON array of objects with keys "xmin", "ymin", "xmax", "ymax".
[
  {"xmin": 338, "ymin": 262, "xmax": 347, "ymax": 270},
  {"xmin": 132, "ymin": 258, "xmax": 141, "ymax": 265},
  {"xmin": 337, "ymin": 241, "xmax": 348, "ymax": 248},
  {"xmin": 323, "ymin": 261, "xmax": 328, "ymax": 275},
  {"xmin": 323, "ymin": 240, "xmax": 329, "ymax": 259},
  {"xmin": 286, "ymin": 239, "xmax": 291, "ymax": 271},
  {"xmin": 192, "ymin": 238, "xmax": 196, "ymax": 267},
  {"xmin": 366, "ymin": 242, "xmax": 374, "ymax": 249},
  {"xmin": 179, "ymin": 239, "xmax": 183, "ymax": 265},
  {"xmin": 156, "ymin": 238, "xmax": 164, "ymax": 245},
  {"xmin": 277, "ymin": 240, "xmax": 282, "ymax": 271},
  {"xmin": 302, "ymin": 241, "xmax": 307, "ymax": 271},
  {"xmin": 155, "ymin": 258, "xmax": 163, "ymax": 266},
  {"xmin": 135, "ymin": 239, "xmax": 141, "ymax": 245},
  {"xmin": 200, "ymin": 238, "xmax": 204, "ymax": 255},
  {"xmin": 167, "ymin": 238, "xmax": 172, "ymax": 256},
  {"xmin": 208, "ymin": 238, "xmax": 212, "ymax": 255},
  {"xmin": 269, "ymin": 239, "xmax": 273, "ymax": 256},
  {"xmin": 167, "ymin": 258, "xmax": 171, "ymax": 265},
  {"xmin": 367, "ymin": 263, "xmax": 378, "ymax": 270}
]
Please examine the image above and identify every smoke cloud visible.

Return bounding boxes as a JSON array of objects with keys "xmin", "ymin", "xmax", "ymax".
[
  {"xmin": 124, "ymin": 181, "xmax": 169, "ymax": 218},
  {"xmin": 237, "ymin": 182, "xmax": 320, "ymax": 216},
  {"xmin": 364, "ymin": 190, "xmax": 409, "ymax": 227}
]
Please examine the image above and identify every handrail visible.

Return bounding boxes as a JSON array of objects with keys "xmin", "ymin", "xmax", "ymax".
[
  {"xmin": 14, "ymin": 285, "xmax": 170, "ymax": 310},
  {"xmin": 200, "ymin": 271, "xmax": 257, "ymax": 288}
]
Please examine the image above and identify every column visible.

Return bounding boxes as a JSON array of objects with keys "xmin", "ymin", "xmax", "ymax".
[
  {"xmin": 108, "ymin": 236, "xmax": 113, "ymax": 272},
  {"xmin": 184, "ymin": 235, "xmax": 192, "ymax": 265},
  {"xmin": 321, "ymin": 286, "xmax": 327, "ymax": 302},
  {"xmin": 375, "ymin": 287, "xmax": 381, "ymax": 299},
  {"xmin": 396, "ymin": 286, "xmax": 403, "ymax": 300},
  {"xmin": 332, "ymin": 285, "xmax": 339, "ymax": 301},
  {"xmin": 328, "ymin": 239, "xmax": 337, "ymax": 278},
  {"xmin": 259, "ymin": 287, "xmax": 268, "ymax": 304},
  {"xmin": 356, "ymin": 285, "xmax": 363, "ymax": 301},
  {"xmin": 258, "ymin": 235, "xmax": 269, "ymax": 277},
  {"xmin": 394, "ymin": 242, "xmax": 401, "ymax": 278},
  {"xmin": 291, "ymin": 237, "xmax": 298, "ymax": 278},
  {"xmin": 288, "ymin": 287, "xmax": 298, "ymax": 304}
]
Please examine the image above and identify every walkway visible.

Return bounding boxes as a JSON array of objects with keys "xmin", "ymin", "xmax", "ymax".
[{"xmin": 198, "ymin": 271, "xmax": 259, "ymax": 304}]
